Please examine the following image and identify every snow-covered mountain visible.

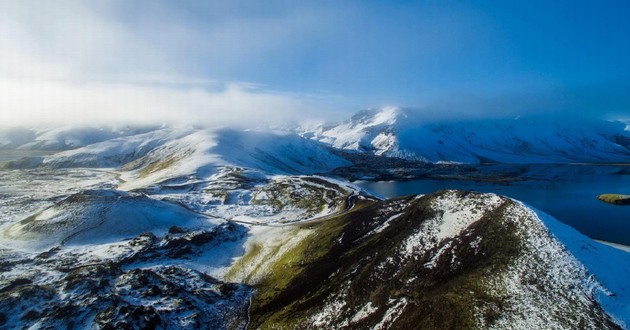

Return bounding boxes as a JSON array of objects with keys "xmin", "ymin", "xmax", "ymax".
[
  {"xmin": 116, "ymin": 128, "xmax": 349, "ymax": 190},
  {"xmin": 3, "ymin": 127, "xmax": 350, "ymax": 190},
  {"xmin": 299, "ymin": 107, "xmax": 630, "ymax": 164},
  {"xmin": 6, "ymin": 109, "xmax": 629, "ymax": 175},
  {"xmin": 298, "ymin": 107, "xmax": 406, "ymax": 157}
]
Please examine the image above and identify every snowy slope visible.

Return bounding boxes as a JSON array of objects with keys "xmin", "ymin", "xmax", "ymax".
[
  {"xmin": 42, "ymin": 128, "xmax": 194, "ymax": 168},
  {"xmin": 532, "ymin": 205, "xmax": 630, "ymax": 327},
  {"xmin": 0, "ymin": 128, "xmax": 35, "ymax": 149},
  {"xmin": 3, "ymin": 126, "xmax": 350, "ymax": 189},
  {"xmin": 211, "ymin": 128, "xmax": 350, "ymax": 174},
  {"xmin": 1, "ymin": 189, "xmax": 220, "ymax": 251},
  {"xmin": 399, "ymin": 119, "xmax": 630, "ymax": 163},
  {"xmin": 298, "ymin": 107, "xmax": 407, "ymax": 158},
  {"xmin": 300, "ymin": 107, "xmax": 630, "ymax": 164},
  {"xmin": 116, "ymin": 128, "xmax": 350, "ymax": 190}
]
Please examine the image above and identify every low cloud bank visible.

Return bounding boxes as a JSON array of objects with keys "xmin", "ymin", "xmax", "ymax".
[{"xmin": 0, "ymin": 78, "xmax": 344, "ymax": 127}]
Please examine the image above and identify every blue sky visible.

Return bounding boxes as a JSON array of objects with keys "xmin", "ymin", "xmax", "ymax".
[{"xmin": 0, "ymin": 0, "xmax": 629, "ymax": 126}]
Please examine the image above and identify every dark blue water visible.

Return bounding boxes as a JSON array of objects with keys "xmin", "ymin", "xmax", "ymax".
[{"xmin": 355, "ymin": 166, "xmax": 630, "ymax": 245}]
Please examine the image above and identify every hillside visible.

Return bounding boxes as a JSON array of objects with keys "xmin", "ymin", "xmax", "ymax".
[
  {"xmin": 2, "ymin": 127, "xmax": 350, "ymax": 190},
  {"xmin": 231, "ymin": 190, "xmax": 628, "ymax": 329}
]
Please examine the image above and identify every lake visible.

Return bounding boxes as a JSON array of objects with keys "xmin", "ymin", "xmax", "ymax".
[{"xmin": 355, "ymin": 165, "xmax": 630, "ymax": 246}]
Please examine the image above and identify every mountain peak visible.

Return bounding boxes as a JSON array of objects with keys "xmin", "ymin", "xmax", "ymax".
[
  {"xmin": 349, "ymin": 106, "xmax": 404, "ymax": 126},
  {"xmin": 297, "ymin": 106, "xmax": 409, "ymax": 157}
]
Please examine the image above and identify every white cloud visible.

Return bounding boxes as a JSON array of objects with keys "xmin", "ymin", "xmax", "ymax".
[
  {"xmin": 0, "ymin": 1, "xmax": 350, "ymax": 127},
  {"xmin": 0, "ymin": 1, "xmax": 347, "ymax": 82},
  {"xmin": 0, "ymin": 1, "xmax": 180, "ymax": 81},
  {"xmin": 0, "ymin": 78, "xmax": 340, "ymax": 127}
]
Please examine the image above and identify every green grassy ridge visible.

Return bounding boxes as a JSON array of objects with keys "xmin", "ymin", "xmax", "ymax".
[
  {"xmin": 242, "ymin": 191, "xmax": 619, "ymax": 329},
  {"xmin": 224, "ymin": 243, "xmax": 264, "ymax": 284},
  {"xmin": 252, "ymin": 192, "xmax": 520, "ymax": 329},
  {"xmin": 236, "ymin": 198, "xmax": 375, "ymax": 328},
  {"xmin": 245, "ymin": 194, "xmax": 425, "ymax": 328}
]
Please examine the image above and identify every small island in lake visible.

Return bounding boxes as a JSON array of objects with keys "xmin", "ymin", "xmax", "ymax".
[{"xmin": 597, "ymin": 194, "xmax": 630, "ymax": 206}]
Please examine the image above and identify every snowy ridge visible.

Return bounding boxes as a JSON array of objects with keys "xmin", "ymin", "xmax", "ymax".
[
  {"xmin": 482, "ymin": 201, "xmax": 615, "ymax": 329},
  {"xmin": 420, "ymin": 192, "xmax": 627, "ymax": 328},
  {"xmin": 43, "ymin": 128, "xmax": 193, "ymax": 169},
  {"xmin": 116, "ymin": 128, "xmax": 350, "ymax": 191},
  {"xmin": 529, "ymin": 204, "xmax": 630, "ymax": 328},
  {"xmin": 271, "ymin": 190, "xmax": 625, "ymax": 329},
  {"xmin": 7, "ymin": 127, "xmax": 350, "ymax": 190}
]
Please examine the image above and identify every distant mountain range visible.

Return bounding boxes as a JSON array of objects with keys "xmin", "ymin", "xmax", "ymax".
[
  {"xmin": 298, "ymin": 107, "xmax": 630, "ymax": 163},
  {"xmin": 2, "ymin": 108, "xmax": 629, "ymax": 166},
  {"xmin": 0, "ymin": 126, "xmax": 159, "ymax": 151}
]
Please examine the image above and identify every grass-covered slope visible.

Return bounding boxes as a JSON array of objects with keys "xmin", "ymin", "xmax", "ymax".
[{"xmin": 233, "ymin": 190, "xmax": 622, "ymax": 329}]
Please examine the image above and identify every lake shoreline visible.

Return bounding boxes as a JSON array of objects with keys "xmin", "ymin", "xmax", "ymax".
[
  {"xmin": 595, "ymin": 240, "xmax": 630, "ymax": 253},
  {"xmin": 355, "ymin": 164, "xmax": 630, "ymax": 247}
]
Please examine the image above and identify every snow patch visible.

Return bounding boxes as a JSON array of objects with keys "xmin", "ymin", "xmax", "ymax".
[
  {"xmin": 351, "ymin": 302, "xmax": 378, "ymax": 322},
  {"xmin": 371, "ymin": 298, "xmax": 408, "ymax": 330}
]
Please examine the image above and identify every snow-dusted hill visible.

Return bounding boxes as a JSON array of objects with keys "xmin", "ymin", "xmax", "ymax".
[
  {"xmin": 2, "ymin": 189, "xmax": 220, "ymax": 251},
  {"xmin": 2, "ymin": 127, "xmax": 350, "ymax": 190},
  {"xmin": 299, "ymin": 107, "xmax": 630, "ymax": 164},
  {"xmin": 117, "ymin": 128, "xmax": 349, "ymax": 190},
  {"xmin": 236, "ymin": 190, "xmax": 629, "ymax": 329}
]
